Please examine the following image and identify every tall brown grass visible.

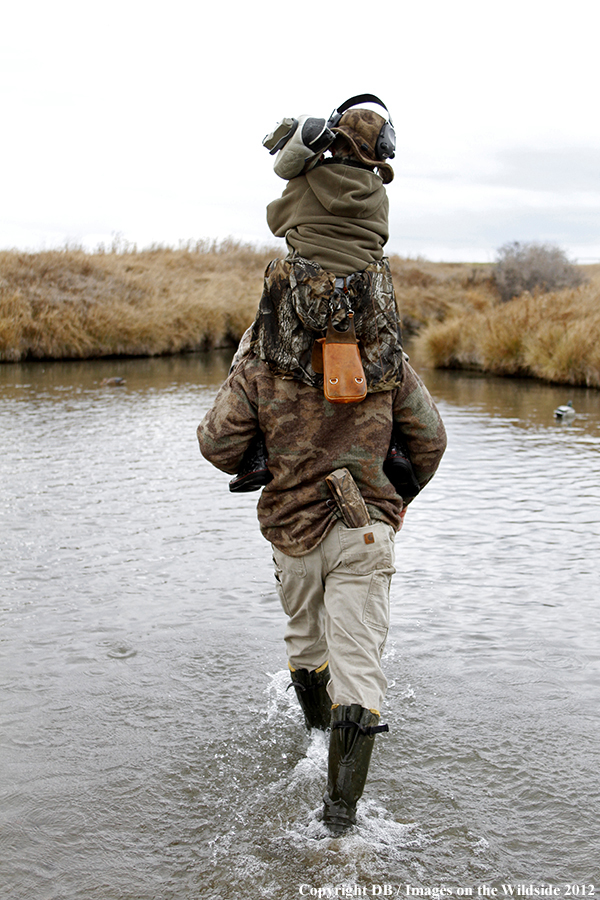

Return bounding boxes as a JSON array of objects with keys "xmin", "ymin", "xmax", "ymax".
[
  {"xmin": 1, "ymin": 242, "xmax": 598, "ymax": 388},
  {"xmin": 416, "ymin": 267, "xmax": 600, "ymax": 388},
  {"xmin": 0, "ymin": 240, "xmax": 276, "ymax": 362},
  {"xmin": 388, "ymin": 257, "xmax": 497, "ymax": 332},
  {"xmin": 0, "ymin": 242, "xmax": 492, "ymax": 361}
]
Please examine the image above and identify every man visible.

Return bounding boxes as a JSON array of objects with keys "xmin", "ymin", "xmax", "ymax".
[{"xmin": 197, "ymin": 98, "xmax": 447, "ymax": 834}]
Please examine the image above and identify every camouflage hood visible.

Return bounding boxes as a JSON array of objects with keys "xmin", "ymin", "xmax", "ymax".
[{"xmin": 249, "ymin": 255, "xmax": 404, "ymax": 393}]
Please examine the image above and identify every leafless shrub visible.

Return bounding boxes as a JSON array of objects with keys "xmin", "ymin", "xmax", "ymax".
[{"xmin": 494, "ymin": 241, "xmax": 585, "ymax": 302}]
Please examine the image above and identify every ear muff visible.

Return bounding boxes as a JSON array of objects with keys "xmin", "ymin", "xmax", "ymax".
[{"xmin": 327, "ymin": 93, "xmax": 396, "ymax": 161}]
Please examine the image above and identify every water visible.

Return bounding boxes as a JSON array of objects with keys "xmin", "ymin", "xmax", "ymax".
[{"xmin": 1, "ymin": 351, "xmax": 599, "ymax": 899}]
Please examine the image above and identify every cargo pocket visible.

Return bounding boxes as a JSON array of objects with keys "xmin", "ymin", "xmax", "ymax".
[
  {"xmin": 362, "ymin": 573, "xmax": 391, "ymax": 630},
  {"xmin": 362, "ymin": 572, "xmax": 392, "ymax": 653},
  {"xmin": 271, "ymin": 547, "xmax": 306, "ymax": 617}
]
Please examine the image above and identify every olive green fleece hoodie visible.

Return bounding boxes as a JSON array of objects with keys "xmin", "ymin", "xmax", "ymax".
[{"xmin": 266, "ymin": 162, "xmax": 389, "ymax": 277}]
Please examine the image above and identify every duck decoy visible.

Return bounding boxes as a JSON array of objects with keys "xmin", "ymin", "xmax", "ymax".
[{"xmin": 554, "ymin": 400, "xmax": 575, "ymax": 419}]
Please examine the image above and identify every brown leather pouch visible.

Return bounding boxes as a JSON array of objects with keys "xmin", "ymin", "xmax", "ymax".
[{"xmin": 317, "ymin": 314, "xmax": 367, "ymax": 404}]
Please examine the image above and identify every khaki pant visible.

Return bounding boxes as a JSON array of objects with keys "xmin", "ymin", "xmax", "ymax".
[{"xmin": 272, "ymin": 520, "xmax": 396, "ymax": 712}]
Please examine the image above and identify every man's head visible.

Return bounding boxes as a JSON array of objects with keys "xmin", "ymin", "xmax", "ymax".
[{"xmin": 330, "ymin": 108, "xmax": 395, "ymax": 184}]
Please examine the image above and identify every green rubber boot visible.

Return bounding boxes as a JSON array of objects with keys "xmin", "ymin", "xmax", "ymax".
[
  {"xmin": 288, "ymin": 662, "xmax": 332, "ymax": 731},
  {"xmin": 322, "ymin": 704, "xmax": 389, "ymax": 834}
]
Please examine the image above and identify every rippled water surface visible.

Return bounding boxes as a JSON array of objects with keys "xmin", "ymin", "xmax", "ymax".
[{"xmin": 1, "ymin": 351, "xmax": 599, "ymax": 899}]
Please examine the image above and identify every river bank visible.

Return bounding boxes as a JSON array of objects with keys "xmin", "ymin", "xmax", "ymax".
[
  {"xmin": 1, "ymin": 243, "xmax": 598, "ymax": 387},
  {"xmin": 415, "ymin": 266, "xmax": 600, "ymax": 388}
]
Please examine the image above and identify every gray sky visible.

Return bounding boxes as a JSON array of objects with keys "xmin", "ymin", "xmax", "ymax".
[{"xmin": 2, "ymin": 0, "xmax": 599, "ymax": 262}]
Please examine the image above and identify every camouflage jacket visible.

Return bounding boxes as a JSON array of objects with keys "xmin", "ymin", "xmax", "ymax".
[
  {"xmin": 249, "ymin": 255, "xmax": 404, "ymax": 393},
  {"xmin": 197, "ymin": 356, "xmax": 447, "ymax": 557}
]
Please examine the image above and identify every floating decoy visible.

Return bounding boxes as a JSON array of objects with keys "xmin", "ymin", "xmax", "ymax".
[
  {"xmin": 100, "ymin": 376, "xmax": 126, "ymax": 387},
  {"xmin": 554, "ymin": 400, "xmax": 575, "ymax": 420}
]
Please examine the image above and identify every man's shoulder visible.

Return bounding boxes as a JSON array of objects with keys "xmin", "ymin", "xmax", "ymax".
[
  {"xmin": 235, "ymin": 355, "xmax": 326, "ymax": 410},
  {"xmin": 233, "ymin": 354, "xmax": 293, "ymax": 394},
  {"xmin": 235, "ymin": 354, "xmax": 271, "ymax": 380}
]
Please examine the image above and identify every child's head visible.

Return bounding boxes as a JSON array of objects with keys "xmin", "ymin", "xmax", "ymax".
[{"xmin": 330, "ymin": 108, "xmax": 394, "ymax": 184}]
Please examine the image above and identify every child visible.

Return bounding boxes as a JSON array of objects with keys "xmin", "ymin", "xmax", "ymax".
[{"xmin": 228, "ymin": 95, "xmax": 418, "ymax": 500}]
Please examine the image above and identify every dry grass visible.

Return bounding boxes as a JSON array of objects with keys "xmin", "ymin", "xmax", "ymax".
[
  {"xmin": 416, "ymin": 265, "xmax": 600, "ymax": 387},
  {"xmin": 388, "ymin": 257, "xmax": 496, "ymax": 332},
  {"xmin": 1, "ymin": 242, "xmax": 598, "ymax": 388},
  {"xmin": 1, "ymin": 242, "xmax": 491, "ymax": 362},
  {"xmin": 0, "ymin": 240, "xmax": 276, "ymax": 362}
]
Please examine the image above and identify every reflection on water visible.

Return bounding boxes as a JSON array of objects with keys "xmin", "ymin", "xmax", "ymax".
[{"xmin": 1, "ymin": 351, "xmax": 599, "ymax": 898}]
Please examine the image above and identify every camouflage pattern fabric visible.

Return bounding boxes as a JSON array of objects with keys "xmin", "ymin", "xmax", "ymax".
[
  {"xmin": 197, "ymin": 356, "xmax": 447, "ymax": 557},
  {"xmin": 249, "ymin": 255, "xmax": 404, "ymax": 393}
]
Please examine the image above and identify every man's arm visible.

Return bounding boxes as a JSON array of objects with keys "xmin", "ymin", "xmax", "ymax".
[
  {"xmin": 392, "ymin": 361, "xmax": 447, "ymax": 492},
  {"xmin": 197, "ymin": 363, "xmax": 259, "ymax": 475}
]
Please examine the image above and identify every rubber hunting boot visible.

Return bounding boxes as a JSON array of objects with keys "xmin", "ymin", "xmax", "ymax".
[
  {"xmin": 288, "ymin": 662, "xmax": 332, "ymax": 731},
  {"xmin": 322, "ymin": 703, "xmax": 389, "ymax": 834}
]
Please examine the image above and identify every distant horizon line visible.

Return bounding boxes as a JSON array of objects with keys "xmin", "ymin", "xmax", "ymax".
[{"xmin": 1, "ymin": 236, "xmax": 599, "ymax": 267}]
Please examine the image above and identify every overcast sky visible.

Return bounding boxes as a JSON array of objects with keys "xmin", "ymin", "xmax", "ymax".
[{"xmin": 2, "ymin": 0, "xmax": 599, "ymax": 262}]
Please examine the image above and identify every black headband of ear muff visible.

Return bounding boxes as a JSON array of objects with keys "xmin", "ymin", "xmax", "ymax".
[{"xmin": 327, "ymin": 93, "xmax": 394, "ymax": 128}]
